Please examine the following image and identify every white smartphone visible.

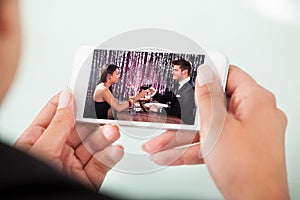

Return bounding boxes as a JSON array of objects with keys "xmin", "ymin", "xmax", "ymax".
[{"xmin": 69, "ymin": 46, "xmax": 229, "ymax": 131}]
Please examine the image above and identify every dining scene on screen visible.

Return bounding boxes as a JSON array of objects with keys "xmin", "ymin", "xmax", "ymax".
[{"xmin": 83, "ymin": 49, "xmax": 205, "ymax": 125}]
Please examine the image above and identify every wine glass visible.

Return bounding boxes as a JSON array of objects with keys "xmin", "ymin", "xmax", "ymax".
[
  {"xmin": 140, "ymin": 78, "xmax": 152, "ymax": 103},
  {"xmin": 140, "ymin": 78, "xmax": 152, "ymax": 90}
]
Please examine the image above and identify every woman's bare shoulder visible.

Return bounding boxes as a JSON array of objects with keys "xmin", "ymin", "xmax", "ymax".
[
  {"xmin": 94, "ymin": 84, "xmax": 110, "ymax": 101},
  {"xmin": 95, "ymin": 83, "xmax": 109, "ymax": 93}
]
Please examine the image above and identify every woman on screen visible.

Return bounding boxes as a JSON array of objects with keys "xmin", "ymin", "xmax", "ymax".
[{"xmin": 93, "ymin": 64, "xmax": 130, "ymax": 119}]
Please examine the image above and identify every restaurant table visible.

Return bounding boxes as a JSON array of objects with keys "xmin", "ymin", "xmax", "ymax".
[{"xmin": 116, "ymin": 101, "xmax": 183, "ymax": 124}]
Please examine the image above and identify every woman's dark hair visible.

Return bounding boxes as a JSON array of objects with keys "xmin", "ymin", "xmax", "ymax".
[{"xmin": 98, "ymin": 64, "xmax": 120, "ymax": 91}]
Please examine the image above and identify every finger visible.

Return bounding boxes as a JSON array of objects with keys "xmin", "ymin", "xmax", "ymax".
[
  {"xmin": 14, "ymin": 125, "xmax": 46, "ymax": 151},
  {"xmin": 226, "ymin": 65, "xmax": 258, "ymax": 114},
  {"xmin": 14, "ymin": 93, "xmax": 60, "ymax": 150},
  {"xmin": 226, "ymin": 66, "xmax": 276, "ymax": 120},
  {"xmin": 150, "ymin": 144, "xmax": 204, "ymax": 166},
  {"xmin": 135, "ymin": 90, "xmax": 147, "ymax": 100},
  {"xmin": 29, "ymin": 93, "xmax": 60, "ymax": 128},
  {"xmin": 29, "ymin": 88, "xmax": 74, "ymax": 158},
  {"xmin": 85, "ymin": 145, "xmax": 124, "ymax": 190},
  {"xmin": 75, "ymin": 125, "xmax": 120, "ymax": 166},
  {"xmin": 143, "ymin": 130, "xmax": 199, "ymax": 153},
  {"xmin": 277, "ymin": 109, "xmax": 288, "ymax": 134},
  {"xmin": 66, "ymin": 122, "xmax": 100, "ymax": 149},
  {"xmin": 196, "ymin": 63, "xmax": 226, "ymax": 132},
  {"xmin": 149, "ymin": 87, "xmax": 155, "ymax": 93},
  {"xmin": 225, "ymin": 65, "xmax": 257, "ymax": 97},
  {"xmin": 195, "ymin": 63, "xmax": 227, "ymax": 158}
]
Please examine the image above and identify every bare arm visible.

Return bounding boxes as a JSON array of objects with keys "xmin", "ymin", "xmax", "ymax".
[{"xmin": 135, "ymin": 90, "xmax": 148, "ymax": 101}]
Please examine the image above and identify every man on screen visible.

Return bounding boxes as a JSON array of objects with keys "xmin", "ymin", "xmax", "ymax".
[{"xmin": 148, "ymin": 59, "xmax": 196, "ymax": 125}]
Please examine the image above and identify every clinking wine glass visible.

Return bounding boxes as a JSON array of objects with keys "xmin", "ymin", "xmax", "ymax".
[
  {"xmin": 129, "ymin": 96, "xmax": 136, "ymax": 115},
  {"xmin": 141, "ymin": 83, "xmax": 152, "ymax": 90},
  {"xmin": 141, "ymin": 80, "xmax": 152, "ymax": 104},
  {"xmin": 141, "ymin": 78, "xmax": 153, "ymax": 90},
  {"xmin": 128, "ymin": 86, "xmax": 136, "ymax": 115}
]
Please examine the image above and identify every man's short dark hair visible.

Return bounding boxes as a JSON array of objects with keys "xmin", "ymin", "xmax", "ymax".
[{"xmin": 172, "ymin": 59, "xmax": 192, "ymax": 75}]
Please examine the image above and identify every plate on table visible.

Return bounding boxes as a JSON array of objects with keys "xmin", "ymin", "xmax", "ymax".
[
  {"xmin": 144, "ymin": 102, "xmax": 168, "ymax": 108},
  {"xmin": 135, "ymin": 107, "xmax": 142, "ymax": 112},
  {"xmin": 134, "ymin": 102, "xmax": 140, "ymax": 107}
]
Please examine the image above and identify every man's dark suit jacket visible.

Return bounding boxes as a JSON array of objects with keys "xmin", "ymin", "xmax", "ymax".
[{"xmin": 152, "ymin": 80, "xmax": 195, "ymax": 125}]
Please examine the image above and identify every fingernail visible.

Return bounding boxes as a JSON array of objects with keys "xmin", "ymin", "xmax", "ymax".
[
  {"xmin": 102, "ymin": 125, "xmax": 119, "ymax": 142},
  {"xmin": 116, "ymin": 145, "xmax": 124, "ymax": 150},
  {"xmin": 141, "ymin": 143, "xmax": 148, "ymax": 152},
  {"xmin": 58, "ymin": 88, "xmax": 72, "ymax": 109},
  {"xmin": 197, "ymin": 65, "xmax": 214, "ymax": 87},
  {"xmin": 142, "ymin": 143, "xmax": 158, "ymax": 154}
]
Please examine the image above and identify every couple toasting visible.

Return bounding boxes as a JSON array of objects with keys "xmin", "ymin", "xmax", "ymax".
[{"xmin": 93, "ymin": 59, "xmax": 196, "ymax": 125}]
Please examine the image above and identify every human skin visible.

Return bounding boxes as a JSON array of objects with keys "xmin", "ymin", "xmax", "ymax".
[
  {"xmin": 146, "ymin": 64, "xmax": 189, "ymax": 112},
  {"xmin": 1, "ymin": 0, "xmax": 290, "ymax": 198},
  {"xmin": 0, "ymin": 0, "xmax": 21, "ymax": 104},
  {"xmin": 144, "ymin": 65, "xmax": 290, "ymax": 199},
  {"xmin": 93, "ymin": 69, "xmax": 129, "ymax": 118},
  {"xmin": 15, "ymin": 89, "xmax": 124, "ymax": 191},
  {"xmin": 0, "ymin": 0, "xmax": 124, "ymax": 191}
]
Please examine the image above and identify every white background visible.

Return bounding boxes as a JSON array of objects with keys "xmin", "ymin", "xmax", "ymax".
[{"xmin": 0, "ymin": 0, "xmax": 299, "ymax": 199}]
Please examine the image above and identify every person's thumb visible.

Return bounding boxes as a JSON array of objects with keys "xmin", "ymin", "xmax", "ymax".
[
  {"xmin": 195, "ymin": 64, "xmax": 227, "ymax": 158},
  {"xmin": 30, "ymin": 88, "xmax": 75, "ymax": 159}
]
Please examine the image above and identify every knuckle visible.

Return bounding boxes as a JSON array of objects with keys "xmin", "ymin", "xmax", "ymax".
[
  {"xmin": 52, "ymin": 112, "xmax": 75, "ymax": 131},
  {"xmin": 254, "ymin": 86, "xmax": 277, "ymax": 107},
  {"xmin": 196, "ymin": 88, "xmax": 212, "ymax": 102},
  {"xmin": 265, "ymin": 90, "xmax": 277, "ymax": 105},
  {"xmin": 52, "ymin": 113, "xmax": 65, "ymax": 123},
  {"xmin": 67, "ymin": 119, "xmax": 76, "ymax": 132},
  {"xmin": 278, "ymin": 109, "xmax": 288, "ymax": 128}
]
